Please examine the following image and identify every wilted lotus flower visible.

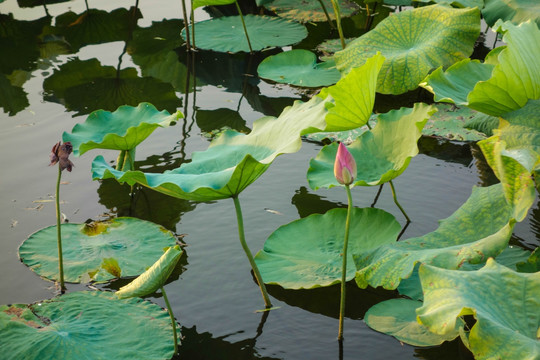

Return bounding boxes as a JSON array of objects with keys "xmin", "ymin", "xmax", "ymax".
[
  {"xmin": 334, "ymin": 142, "xmax": 356, "ymax": 186},
  {"xmin": 49, "ymin": 141, "xmax": 74, "ymax": 172}
]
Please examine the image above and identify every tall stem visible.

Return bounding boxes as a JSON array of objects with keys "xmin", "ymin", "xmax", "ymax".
[
  {"xmin": 116, "ymin": 150, "xmax": 126, "ymax": 171},
  {"xmin": 330, "ymin": 0, "xmax": 345, "ymax": 49},
  {"xmin": 389, "ymin": 180, "xmax": 410, "ymax": 222},
  {"xmin": 161, "ymin": 286, "xmax": 179, "ymax": 354},
  {"xmin": 317, "ymin": 0, "xmax": 335, "ymax": 29},
  {"xmin": 232, "ymin": 196, "xmax": 272, "ymax": 308},
  {"xmin": 338, "ymin": 185, "xmax": 353, "ymax": 340},
  {"xmin": 55, "ymin": 165, "xmax": 66, "ymax": 292},
  {"xmin": 190, "ymin": 0, "xmax": 196, "ymax": 49},
  {"xmin": 181, "ymin": 0, "xmax": 192, "ymax": 51},
  {"xmin": 234, "ymin": 0, "xmax": 253, "ymax": 54}
]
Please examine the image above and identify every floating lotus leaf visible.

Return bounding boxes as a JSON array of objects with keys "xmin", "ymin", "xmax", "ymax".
[
  {"xmin": 254, "ymin": 208, "xmax": 401, "ymax": 289},
  {"xmin": 0, "ymin": 291, "xmax": 174, "ymax": 359},
  {"xmin": 92, "ymin": 96, "xmax": 328, "ymax": 201},
  {"xmin": 334, "ymin": 5, "xmax": 480, "ymax": 94},
  {"xmin": 354, "ymin": 184, "xmax": 516, "ymax": 290},
  {"xmin": 257, "ymin": 50, "xmax": 341, "ymax": 88},
  {"xmin": 483, "ymin": 0, "xmax": 540, "ymax": 27},
  {"xmin": 316, "ymin": 38, "xmax": 354, "ymax": 56},
  {"xmin": 265, "ymin": 0, "xmax": 360, "ymax": 23},
  {"xmin": 417, "ymin": 259, "xmax": 540, "ymax": 360},
  {"xmin": 181, "ymin": 15, "xmax": 308, "ymax": 53},
  {"xmin": 517, "ymin": 247, "xmax": 540, "ymax": 272},
  {"xmin": 318, "ymin": 53, "xmax": 384, "ymax": 131},
  {"xmin": 117, "ymin": 245, "xmax": 183, "ymax": 299},
  {"xmin": 19, "ymin": 217, "xmax": 178, "ymax": 283},
  {"xmin": 364, "ymin": 298, "xmax": 462, "ymax": 346},
  {"xmin": 414, "ymin": 0, "xmax": 483, "ymax": 8},
  {"xmin": 308, "ymin": 103, "xmax": 435, "ymax": 189},
  {"xmin": 63, "ymin": 103, "xmax": 181, "ymax": 156},
  {"xmin": 422, "ymin": 21, "xmax": 540, "ymax": 116}
]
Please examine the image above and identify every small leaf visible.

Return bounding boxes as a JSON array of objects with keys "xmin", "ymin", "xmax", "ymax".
[{"xmin": 100, "ymin": 258, "xmax": 121, "ymax": 278}]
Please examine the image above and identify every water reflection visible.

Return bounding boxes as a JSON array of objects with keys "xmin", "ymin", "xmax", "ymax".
[{"xmin": 291, "ymin": 186, "xmax": 347, "ymax": 218}]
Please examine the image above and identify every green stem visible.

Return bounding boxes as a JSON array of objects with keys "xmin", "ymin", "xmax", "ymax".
[
  {"xmin": 234, "ymin": 0, "xmax": 253, "ymax": 54},
  {"xmin": 55, "ymin": 165, "xmax": 66, "ymax": 292},
  {"xmin": 232, "ymin": 196, "xmax": 272, "ymax": 308},
  {"xmin": 161, "ymin": 286, "xmax": 178, "ymax": 354},
  {"xmin": 389, "ymin": 180, "xmax": 410, "ymax": 222},
  {"xmin": 317, "ymin": 0, "xmax": 335, "ymax": 29},
  {"xmin": 330, "ymin": 0, "xmax": 345, "ymax": 49},
  {"xmin": 181, "ymin": 0, "xmax": 191, "ymax": 51},
  {"xmin": 190, "ymin": 0, "xmax": 196, "ymax": 49},
  {"xmin": 116, "ymin": 150, "xmax": 126, "ymax": 171},
  {"xmin": 338, "ymin": 185, "xmax": 353, "ymax": 340}
]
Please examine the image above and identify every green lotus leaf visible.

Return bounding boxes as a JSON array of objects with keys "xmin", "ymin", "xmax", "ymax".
[
  {"xmin": 63, "ymin": 103, "xmax": 181, "ymax": 156},
  {"xmin": 181, "ymin": 15, "xmax": 308, "ymax": 53},
  {"xmin": 497, "ymin": 99, "xmax": 540, "ymax": 155},
  {"xmin": 364, "ymin": 298, "xmax": 463, "ymax": 346},
  {"xmin": 414, "ymin": 0, "xmax": 484, "ymax": 8},
  {"xmin": 0, "ymin": 291, "xmax": 174, "ymax": 359},
  {"xmin": 355, "ymin": 184, "xmax": 516, "ymax": 290},
  {"xmin": 334, "ymin": 5, "xmax": 480, "ymax": 94},
  {"xmin": 308, "ymin": 103, "xmax": 435, "ymax": 189},
  {"xmin": 517, "ymin": 247, "xmax": 540, "ymax": 273},
  {"xmin": 422, "ymin": 21, "xmax": 540, "ymax": 116},
  {"xmin": 483, "ymin": 0, "xmax": 540, "ymax": 27},
  {"xmin": 303, "ymin": 115, "xmax": 377, "ymax": 144},
  {"xmin": 265, "ymin": 0, "xmax": 360, "ymax": 23},
  {"xmin": 417, "ymin": 259, "xmax": 540, "ymax": 360},
  {"xmin": 19, "ymin": 217, "xmax": 178, "ymax": 283},
  {"xmin": 254, "ymin": 207, "xmax": 401, "ymax": 289},
  {"xmin": 318, "ymin": 53, "xmax": 384, "ymax": 131},
  {"xmin": 193, "ymin": 0, "xmax": 235, "ymax": 8},
  {"xmin": 257, "ymin": 50, "xmax": 341, "ymax": 88},
  {"xmin": 316, "ymin": 38, "xmax": 354, "ymax": 56},
  {"xmin": 117, "ymin": 245, "xmax": 183, "ymax": 299},
  {"xmin": 92, "ymin": 96, "xmax": 328, "ymax": 201}
]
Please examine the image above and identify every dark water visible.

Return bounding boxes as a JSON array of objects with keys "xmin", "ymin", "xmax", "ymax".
[{"xmin": 0, "ymin": 0, "xmax": 537, "ymax": 359}]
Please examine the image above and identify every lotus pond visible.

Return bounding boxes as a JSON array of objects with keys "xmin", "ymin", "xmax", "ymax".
[{"xmin": 1, "ymin": 0, "xmax": 539, "ymax": 359}]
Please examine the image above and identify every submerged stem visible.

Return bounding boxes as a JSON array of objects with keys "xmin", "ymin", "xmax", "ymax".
[
  {"xmin": 232, "ymin": 195, "xmax": 272, "ymax": 308},
  {"xmin": 389, "ymin": 180, "xmax": 410, "ymax": 222},
  {"xmin": 330, "ymin": 0, "xmax": 345, "ymax": 49},
  {"xmin": 234, "ymin": 0, "xmax": 253, "ymax": 53},
  {"xmin": 55, "ymin": 165, "xmax": 66, "ymax": 292},
  {"xmin": 338, "ymin": 185, "xmax": 353, "ymax": 340},
  {"xmin": 161, "ymin": 286, "xmax": 179, "ymax": 354}
]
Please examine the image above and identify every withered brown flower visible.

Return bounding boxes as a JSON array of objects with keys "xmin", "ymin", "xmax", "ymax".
[{"xmin": 49, "ymin": 141, "xmax": 74, "ymax": 172}]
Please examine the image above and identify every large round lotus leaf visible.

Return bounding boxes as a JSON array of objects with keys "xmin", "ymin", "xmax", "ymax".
[
  {"xmin": 308, "ymin": 103, "xmax": 436, "ymax": 189},
  {"xmin": 354, "ymin": 184, "xmax": 517, "ymax": 290},
  {"xmin": 117, "ymin": 245, "xmax": 183, "ymax": 299},
  {"xmin": 422, "ymin": 21, "xmax": 540, "ymax": 116},
  {"xmin": 63, "ymin": 103, "xmax": 182, "ymax": 156},
  {"xmin": 265, "ymin": 0, "xmax": 360, "ymax": 23},
  {"xmin": 483, "ymin": 0, "xmax": 540, "ymax": 27},
  {"xmin": 333, "ymin": 5, "xmax": 480, "ymax": 94},
  {"xmin": 19, "ymin": 217, "xmax": 178, "ymax": 283},
  {"xmin": 317, "ymin": 53, "xmax": 384, "ymax": 131},
  {"xmin": 92, "ymin": 95, "xmax": 328, "ymax": 201},
  {"xmin": 181, "ymin": 15, "xmax": 308, "ymax": 53},
  {"xmin": 364, "ymin": 298, "xmax": 462, "ymax": 346},
  {"xmin": 0, "ymin": 291, "xmax": 174, "ymax": 359},
  {"xmin": 417, "ymin": 259, "xmax": 540, "ymax": 360},
  {"xmin": 254, "ymin": 207, "xmax": 401, "ymax": 289},
  {"xmin": 257, "ymin": 50, "xmax": 341, "ymax": 87}
]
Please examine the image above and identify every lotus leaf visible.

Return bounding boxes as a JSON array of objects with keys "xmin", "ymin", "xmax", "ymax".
[
  {"xmin": 181, "ymin": 15, "xmax": 308, "ymax": 53},
  {"xmin": 92, "ymin": 95, "xmax": 328, "ymax": 201},
  {"xmin": 414, "ymin": 0, "xmax": 484, "ymax": 8},
  {"xmin": 257, "ymin": 50, "xmax": 341, "ymax": 87},
  {"xmin": 19, "ymin": 217, "xmax": 178, "ymax": 283},
  {"xmin": 317, "ymin": 53, "xmax": 384, "ymax": 131},
  {"xmin": 482, "ymin": 0, "xmax": 540, "ymax": 27},
  {"xmin": 0, "ymin": 291, "xmax": 174, "ymax": 359},
  {"xmin": 303, "ymin": 116, "xmax": 377, "ymax": 144},
  {"xmin": 354, "ymin": 184, "xmax": 516, "ymax": 290},
  {"xmin": 333, "ymin": 5, "xmax": 480, "ymax": 94},
  {"xmin": 63, "ymin": 103, "xmax": 181, "ymax": 156},
  {"xmin": 517, "ymin": 247, "xmax": 540, "ymax": 273},
  {"xmin": 308, "ymin": 103, "xmax": 435, "ymax": 189},
  {"xmin": 117, "ymin": 245, "xmax": 183, "ymax": 299},
  {"xmin": 254, "ymin": 208, "xmax": 401, "ymax": 289},
  {"xmin": 417, "ymin": 259, "xmax": 540, "ymax": 360},
  {"xmin": 497, "ymin": 99, "xmax": 540, "ymax": 156},
  {"xmin": 422, "ymin": 21, "xmax": 540, "ymax": 116},
  {"xmin": 364, "ymin": 298, "xmax": 462, "ymax": 346},
  {"xmin": 265, "ymin": 0, "xmax": 360, "ymax": 23},
  {"xmin": 192, "ymin": 0, "xmax": 236, "ymax": 9}
]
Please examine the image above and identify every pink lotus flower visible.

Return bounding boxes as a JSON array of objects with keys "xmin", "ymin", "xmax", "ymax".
[{"xmin": 334, "ymin": 142, "xmax": 356, "ymax": 186}]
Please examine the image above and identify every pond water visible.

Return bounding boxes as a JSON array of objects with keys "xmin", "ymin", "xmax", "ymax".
[{"xmin": 1, "ymin": 0, "xmax": 538, "ymax": 359}]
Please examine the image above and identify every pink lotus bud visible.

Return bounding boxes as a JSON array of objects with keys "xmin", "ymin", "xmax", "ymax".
[{"xmin": 334, "ymin": 142, "xmax": 356, "ymax": 186}]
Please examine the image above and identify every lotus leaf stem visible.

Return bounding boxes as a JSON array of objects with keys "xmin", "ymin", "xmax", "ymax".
[
  {"xmin": 232, "ymin": 195, "xmax": 272, "ymax": 308},
  {"xmin": 317, "ymin": 0, "xmax": 336, "ymax": 29},
  {"xmin": 190, "ymin": 0, "xmax": 196, "ymax": 49},
  {"xmin": 389, "ymin": 180, "xmax": 410, "ymax": 222},
  {"xmin": 116, "ymin": 150, "xmax": 126, "ymax": 171},
  {"xmin": 181, "ymin": 0, "xmax": 192, "ymax": 51},
  {"xmin": 234, "ymin": 0, "xmax": 253, "ymax": 53},
  {"xmin": 330, "ymin": 0, "xmax": 345, "ymax": 50},
  {"xmin": 55, "ymin": 165, "xmax": 66, "ymax": 292},
  {"xmin": 338, "ymin": 184, "xmax": 352, "ymax": 340},
  {"xmin": 161, "ymin": 286, "xmax": 179, "ymax": 354}
]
